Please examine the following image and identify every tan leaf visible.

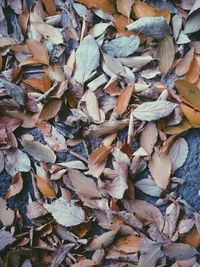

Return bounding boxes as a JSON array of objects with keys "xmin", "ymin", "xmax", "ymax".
[
  {"xmin": 176, "ymin": 80, "xmax": 200, "ymax": 110},
  {"xmin": 140, "ymin": 122, "xmax": 158, "ymax": 155},
  {"xmin": 164, "ymin": 118, "xmax": 191, "ymax": 135},
  {"xmin": 88, "ymin": 145, "xmax": 112, "ymax": 177},
  {"xmin": 85, "ymin": 90, "xmax": 101, "ymax": 122},
  {"xmin": 115, "ymin": 235, "xmax": 141, "ymax": 253},
  {"xmin": 157, "ymin": 34, "xmax": 175, "ymax": 74},
  {"xmin": 23, "ymin": 75, "xmax": 51, "ymax": 92},
  {"xmin": 41, "ymin": 0, "xmax": 56, "ymax": 15},
  {"xmin": 5, "ymin": 173, "xmax": 23, "ymax": 199},
  {"xmin": 27, "ymin": 39, "xmax": 49, "ymax": 65},
  {"xmin": 87, "ymin": 230, "xmax": 118, "ymax": 251},
  {"xmin": 175, "ymin": 48, "xmax": 194, "ymax": 76},
  {"xmin": 39, "ymin": 99, "xmax": 62, "ymax": 120},
  {"xmin": 115, "ymin": 85, "xmax": 134, "ymax": 115},
  {"xmin": 116, "ymin": 0, "xmax": 133, "ymax": 18},
  {"xmin": 44, "ymin": 197, "xmax": 85, "ymax": 227},
  {"xmin": 0, "ymin": 37, "xmax": 17, "ymax": 47},
  {"xmin": 178, "ymin": 218, "xmax": 194, "ymax": 234},
  {"xmin": 168, "ymin": 138, "xmax": 189, "ymax": 173},
  {"xmin": 183, "ymin": 227, "xmax": 200, "ymax": 248},
  {"xmin": 114, "ymin": 14, "xmax": 133, "ymax": 37},
  {"xmin": 35, "ymin": 175, "xmax": 56, "ymax": 198},
  {"xmin": 180, "ymin": 103, "xmax": 200, "ymax": 127},
  {"xmin": 186, "ymin": 56, "xmax": 200, "ymax": 83},
  {"xmin": 44, "ymin": 65, "xmax": 65, "ymax": 81},
  {"xmin": 0, "ymin": 199, "xmax": 15, "ymax": 226},
  {"xmin": 75, "ymin": 0, "xmax": 116, "ymax": 14},
  {"xmin": 119, "ymin": 55, "xmax": 153, "ymax": 68},
  {"xmin": 149, "ymin": 150, "xmax": 171, "ymax": 190},
  {"xmin": 71, "ymin": 260, "xmax": 96, "ymax": 267}
]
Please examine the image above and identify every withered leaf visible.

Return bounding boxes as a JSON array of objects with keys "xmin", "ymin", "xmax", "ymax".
[
  {"xmin": 5, "ymin": 172, "xmax": 23, "ymax": 199},
  {"xmin": 0, "ymin": 231, "xmax": 16, "ymax": 252},
  {"xmin": 71, "ymin": 259, "xmax": 95, "ymax": 267},
  {"xmin": 85, "ymin": 90, "xmax": 101, "ymax": 122},
  {"xmin": 115, "ymin": 85, "xmax": 134, "ymax": 115},
  {"xmin": 116, "ymin": 0, "xmax": 133, "ymax": 18},
  {"xmin": 21, "ymin": 139, "xmax": 56, "ymax": 163},
  {"xmin": 119, "ymin": 55, "xmax": 153, "ymax": 68},
  {"xmin": 39, "ymin": 99, "xmax": 62, "ymax": 121},
  {"xmin": 74, "ymin": 35, "xmax": 100, "ymax": 84},
  {"xmin": 135, "ymin": 178, "xmax": 162, "ymax": 197},
  {"xmin": 35, "ymin": 175, "xmax": 56, "ymax": 198},
  {"xmin": 140, "ymin": 122, "xmax": 158, "ymax": 155},
  {"xmin": 0, "ymin": 150, "xmax": 4, "ymax": 173},
  {"xmin": 180, "ymin": 103, "xmax": 200, "ymax": 127},
  {"xmin": 102, "ymin": 53, "xmax": 126, "ymax": 76},
  {"xmin": 102, "ymin": 35, "xmax": 140, "ymax": 58},
  {"xmin": 164, "ymin": 118, "xmax": 191, "ymax": 135},
  {"xmin": 168, "ymin": 138, "xmax": 189, "ymax": 173},
  {"xmin": 184, "ymin": 12, "xmax": 200, "ymax": 34},
  {"xmin": 27, "ymin": 39, "xmax": 49, "ymax": 65},
  {"xmin": 158, "ymin": 34, "xmax": 175, "ymax": 74},
  {"xmin": 149, "ymin": 150, "xmax": 171, "ymax": 190},
  {"xmin": 126, "ymin": 16, "xmax": 168, "ymax": 39},
  {"xmin": 138, "ymin": 242, "xmax": 163, "ymax": 267},
  {"xmin": 44, "ymin": 197, "xmax": 85, "ymax": 227},
  {"xmin": 0, "ymin": 199, "xmax": 15, "ymax": 227},
  {"xmin": 75, "ymin": 0, "xmax": 116, "ymax": 14},
  {"xmin": 87, "ymin": 230, "xmax": 118, "ymax": 251},
  {"xmin": 26, "ymin": 201, "xmax": 48, "ymax": 219},
  {"xmin": 115, "ymin": 235, "xmax": 141, "ymax": 253},
  {"xmin": 178, "ymin": 218, "xmax": 194, "ymax": 234},
  {"xmin": 175, "ymin": 48, "xmax": 194, "ymax": 76},
  {"xmin": 133, "ymin": 100, "xmax": 177, "ymax": 121},
  {"xmin": 163, "ymin": 243, "xmax": 197, "ymax": 260}
]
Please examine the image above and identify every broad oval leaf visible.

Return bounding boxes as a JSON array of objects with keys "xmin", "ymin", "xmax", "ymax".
[
  {"xmin": 180, "ymin": 103, "xmax": 200, "ymax": 127},
  {"xmin": 35, "ymin": 175, "xmax": 56, "ymax": 198},
  {"xmin": 115, "ymin": 85, "xmax": 134, "ymax": 115},
  {"xmin": 140, "ymin": 122, "xmax": 158, "ymax": 155},
  {"xmin": 27, "ymin": 39, "xmax": 49, "ymax": 65}
]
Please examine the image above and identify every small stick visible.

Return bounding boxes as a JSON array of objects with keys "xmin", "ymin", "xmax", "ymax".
[{"xmin": 127, "ymin": 111, "xmax": 134, "ymax": 145}]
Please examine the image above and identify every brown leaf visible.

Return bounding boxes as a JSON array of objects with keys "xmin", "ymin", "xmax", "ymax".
[
  {"xmin": 75, "ymin": 0, "xmax": 116, "ymax": 14},
  {"xmin": 71, "ymin": 259, "xmax": 96, "ymax": 267},
  {"xmin": 35, "ymin": 175, "xmax": 56, "ymax": 198},
  {"xmin": 158, "ymin": 34, "xmax": 175, "ymax": 74},
  {"xmin": 41, "ymin": 0, "xmax": 56, "ymax": 16},
  {"xmin": 88, "ymin": 144, "xmax": 112, "ymax": 177},
  {"xmin": 183, "ymin": 227, "xmax": 200, "ymax": 247},
  {"xmin": 115, "ymin": 235, "xmax": 141, "ymax": 253},
  {"xmin": 140, "ymin": 122, "xmax": 158, "ymax": 155},
  {"xmin": 39, "ymin": 99, "xmax": 62, "ymax": 120},
  {"xmin": 5, "ymin": 172, "xmax": 23, "ymax": 199},
  {"xmin": 116, "ymin": 0, "xmax": 133, "ymax": 18},
  {"xmin": 27, "ymin": 39, "xmax": 49, "ymax": 65},
  {"xmin": 186, "ymin": 56, "xmax": 200, "ymax": 83},
  {"xmin": 87, "ymin": 230, "xmax": 118, "ymax": 251},
  {"xmin": 164, "ymin": 118, "xmax": 191, "ymax": 135},
  {"xmin": 175, "ymin": 48, "xmax": 194, "ymax": 76},
  {"xmin": 114, "ymin": 14, "xmax": 133, "ymax": 37},
  {"xmin": 180, "ymin": 103, "xmax": 200, "ymax": 127},
  {"xmin": 85, "ymin": 90, "xmax": 101, "ymax": 122},
  {"xmin": 115, "ymin": 85, "xmax": 134, "ymax": 115},
  {"xmin": 149, "ymin": 149, "xmax": 171, "ymax": 190},
  {"xmin": 23, "ymin": 75, "xmax": 51, "ymax": 92}
]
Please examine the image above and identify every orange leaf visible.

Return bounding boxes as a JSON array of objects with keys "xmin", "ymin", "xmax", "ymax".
[
  {"xmin": 186, "ymin": 56, "xmax": 200, "ymax": 84},
  {"xmin": 180, "ymin": 103, "xmax": 200, "ymax": 127},
  {"xmin": 27, "ymin": 39, "xmax": 49, "ymax": 65},
  {"xmin": 75, "ymin": 0, "xmax": 116, "ymax": 14},
  {"xmin": 114, "ymin": 14, "xmax": 134, "ymax": 37},
  {"xmin": 5, "ymin": 173, "xmax": 23, "ymax": 199},
  {"xmin": 41, "ymin": 0, "xmax": 56, "ymax": 15},
  {"xmin": 133, "ymin": 0, "xmax": 170, "ymax": 23},
  {"xmin": 183, "ymin": 227, "xmax": 200, "ymax": 248},
  {"xmin": 115, "ymin": 85, "xmax": 134, "ymax": 115},
  {"xmin": 175, "ymin": 48, "xmax": 194, "ymax": 76},
  {"xmin": 115, "ymin": 235, "xmax": 141, "ymax": 253},
  {"xmin": 105, "ymin": 81, "xmax": 121, "ymax": 96},
  {"xmin": 35, "ymin": 175, "xmax": 56, "ymax": 198},
  {"xmin": 23, "ymin": 75, "xmax": 51, "ymax": 92}
]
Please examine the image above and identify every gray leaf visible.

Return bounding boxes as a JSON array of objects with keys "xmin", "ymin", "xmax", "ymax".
[
  {"xmin": 102, "ymin": 35, "xmax": 140, "ymax": 58},
  {"xmin": 126, "ymin": 16, "xmax": 168, "ymax": 39},
  {"xmin": 135, "ymin": 178, "xmax": 162, "ymax": 197},
  {"xmin": 0, "ymin": 231, "xmax": 16, "ymax": 252},
  {"xmin": 163, "ymin": 243, "xmax": 197, "ymax": 260},
  {"xmin": 184, "ymin": 12, "xmax": 200, "ymax": 34},
  {"xmin": 74, "ymin": 35, "xmax": 100, "ymax": 84}
]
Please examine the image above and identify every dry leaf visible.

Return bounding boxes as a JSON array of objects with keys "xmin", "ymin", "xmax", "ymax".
[
  {"xmin": 74, "ymin": 35, "xmax": 100, "ymax": 84},
  {"xmin": 175, "ymin": 48, "xmax": 194, "ymax": 76},
  {"xmin": 103, "ymin": 53, "xmax": 126, "ymax": 76},
  {"xmin": 164, "ymin": 119, "xmax": 191, "ymax": 135},
  {"xmin": 39, "ymin": 99, "xmax": 62, "ymax": 121},
  {"xmin": 163, "ymin": 202, "xmax": 180, "ymax": 239},
  {"xmin": 0, "ymin": 199, "xmax": 15, "ymax": 227},
  {"xmin": 27, "ymin": 39, "xmax": 49, "ymax": 65},
  {"xmin": 71, "ymin": 260, "xmax": 95, "ymax": 267},
  {"xmin": 27, "ymin": 201, "xmax": 48, "ymax": 219},
  {"xmin": 138, "ymin": 241, "xmax": 163, "ymax": 267},
  {"xmin": 180, "ymin": 103, "xmax": 200, "ymax": 127},
  {"xmin": 44, "ymin": 197, "xmax": 85, "ymax": 227},
  {"xmin": 126, "ymin": 16, "xmax": 168, "ymax": 39},
  {"xmin": 0, "ymin": 231, "xmax": 16, "ymax": 252},
  {"xmin": 115, "ymin": 85, "xmax": 134, "ymax": 115},
  {"xmin": 140, "ymin": 122, "xmax": 158, "ymax": 155},
  {"xmin": 135, "ymin": 178, "xmax": 162, "ymax": 197},
  {"xmin": 176, "ymin": 80, "xmax": 200, "ymax": 110},
  {"xmin": 41, "ymin": 0, "xmax": 56, "ymax": 16},
  {"xmin": 178, "ymin": 218, "xmax": 194, "ymax": 234},
  {"xmin": 163, "ymin": 243, "xmax": 197, "ymax": 260},
  {"xmin": 87, "ymin": 230, "xmax": 118, "ymax": 251},
  {"xmin": 168, "ymin": 138, "xmax": 189, "ymax": 173},
  {"xmin": 183, "ymin": 227, "xmax": 200, "ymax": 248},
  {"xmin": 114, "ymin": 14, "xmax": 133, "ymax": 36},
  {"xmin": 186, "ymin": 56, "xmax": 200, "ymax": 84},
  {"xmin": 35, "ymin": 175, "xmax": 56, "ymax": 198},
  {"xmin": 157, "ymin": 34, "xmax": 175, "ymax": 74},
  {"xmin": 133, "ymin": 100, "xmax": 177, "ymax": 121},
  {"xmin": 115, "ymin": 235, "xmax": 141, "ymax": 253},
  {"xmin": 88, "ymin": 145, "xmax": 112, "ymax": 177},
  {"xmin": 149, "ymin": 150, "xmax": 171, "ymax": 190},
  {"xmin": 116, "ymin": 0, "xmax": 133, "ymax": 18},
  {"xmin": 5, "ymin": 172, "xmax": 23, "ymax": 199},
  {"xmin": 21, "ymin": 139, "xmax": 56, "ymax": 163},
  {"xmin": 85, "ymin": 90, "xmax": 101, "ymax": 122},
  {"xmin": 75, "ymin": 0, "xmax": 116, "ymax": 14},
  {"xmin": 119, "ymin": 55, "xmax": 153, "ymax": 68}
]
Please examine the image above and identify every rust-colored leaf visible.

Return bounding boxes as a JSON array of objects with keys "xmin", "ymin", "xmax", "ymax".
[
  {"xmin": 115, "ymin": 235, "xmax": 141, "ymax": 253},
  {"xmin": 115, "ymin": 85, "xmax": 134, "ymax": 115},
  {"xmin": 114, "ymin": 14, "xmax": 134, "ymax": 37},
  {"xmin": 41, "ymin": 0, "xmax": 56, "ymax": 16},
  {"xmin": 186, "ymin": 56, "xmax": 200, "ymax": 84},
  {"xmin": 5, "ymin": 172, "xmax": 23, "ymax": 199},
  {"xmin": 27, "ymin": 39, "xmax": 49, "ymax": 65},
  {"xmin": 75, "ymin": 0, "xmax": 116, "ymax": 14},
  {"xmin": 35, "ymin": 175, "xmax": 56, "ymax": 198}
]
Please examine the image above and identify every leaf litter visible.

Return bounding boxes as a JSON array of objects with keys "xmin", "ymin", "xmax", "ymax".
[{"xmin": 0, "ymin": 0, "xmax": 200, "ymax": 266}]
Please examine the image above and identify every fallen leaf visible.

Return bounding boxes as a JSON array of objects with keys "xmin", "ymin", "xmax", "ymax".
[
  {"xmin": 116, "ymin": 0, "xmax": 133, "ymax": 18},
  {"xmin": 163, "ymin": 243, "xmax": 197, "ymax": 260},
  {"xmin": 140, "ymin": 122, "xmax": 158, "ymax": 155},
  {"xmin": 163, "ymin": 202, "xmax": 180, "ymax": 239},
  {"xmin": 176, "ymin": 80, "xmax": 200, "ymax": 110},
  {"xmin": 74, "ymin": 35, "xmax": 100, "ymax": 84},
  {"xmin": 180, "ymin": 103, "xmax": 200, "ymax": 127},
  {"xmin": 0, "ymin": 199, "xmax": 15, "ymax": 226},
  {"xmin": 175, "ymin": 48, "xmax": 194, "ymax": 76},
  {"xmin": 85, "ymin": 90, "xmax": 101, "ymax": 122},
  {"xmin": 27, "ymin": 201, "xmax": 48, "ymax": 219},
  {"xmin": 102, "ymin": 53, "xmax": 126, "ymax": 76},
  {"xmin": 0, "ymin": 37, "xmax": 17, "ymax": 47},
  {"xmin": 44, "ymin": 197, "xmax": 85, "ymax": 227},
  {"xmin": 27, "ymin": 39, "xmax": 49, "ymax": 65},
  {"xmin": 102, "ymin": 35, "xmax": 140, "ymax": 58},
  {"xmin": 115, "ymin": 235, "xmax": 141, "ymax": 253},
  {"xmin": 35, "ymin": 175, "xmax": 56, "ymax": 198},
  {"xmin": 138, "ymin": 242, "xmax": 163, "ymax": 267},
  {"xmin": 183, "ymin": 227, "xmax": 200, "ymax": 247},
  {"xmin": 87, "ymin": 230, "xmax": 118, "ymax": 251},
  {"xmin": 126, "ymin": 16, "xmax": 168, "ymax": 39},
  {"xmin": 164, "ymin": 118, "xmax": 191, "ymax": 135},
  {"xmin": 149, "ymin": 149, "xmax": 171, "ymax": 190},
  {"xmin": 168, "ymin": 138, "xmax": 189, "ymax": 173},
  {"xmin": 89, "ymin": 22, "xmax": 111, "ymax": 38},
  {"xmin": 39, "ymin": 99, "xmax": 62, "ymax": 121},
  {"xmin": 21, "ymin": 139, "xmax": 56, "ymax": 163},
  {"xmin": 75, "ymin": 0, "xmax": 116, "ymax": 14},
  {"xmin": 157, "ymin": 34, "xmax": 175, "ymax": 74},
  {"xmin": 0, "ymin": 231, "xmax": 16, "ymax": 252},
  {"xmin": 135, "ymin": 178, "xmax": 162, "ymax": 197},
  {"xmin": 184, "ymin": 12, "xmax": 200, "ymax": 34},
  {"xmin": 5, "ymin": 172, "xmax": 23, "ymax": 199},
  {"xmin": 88, "ymin": 144, "xmax": 112, "ymax": 177},
  {"xmin": 178, "ymin": 218, "xmax": 194, "ymax": 234},
  {"xmin": 133, "ymin": 100, "xmax": 177, "ymax": 121},
  {"xmin": 115, "ymin": 85, "xmax": 134, "ymax": 115},
  {"xmin": 186, "ymin": 56, "xmax": 200, "ymax": 84},
  {"xmin": 114, "ymin": 14, "xmax": 133, "ymax": 36},
  {"xmin": 41, "ymin": 0, "xmax": 56, "ymax": 16},
  {"xmin": 71, "ymin": 259, "xmax": 96, "ymax": 267},
  {"xmin": 119, "ymin": 55, "xmax": 153, "ymax": 68}
]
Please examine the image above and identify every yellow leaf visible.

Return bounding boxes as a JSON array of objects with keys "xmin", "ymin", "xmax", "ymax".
[
  {"xmin": 115, "ymin": 85, "xmax": 134, "ymax": 115},
  {"xmin": 176, "ymin": 80, "xmax": 200, "ymax": 110},
  {"xmin": 180, "ymin": 103, "xmax": 200, "ymax": 127},
  {"xmin": 35, "ymin": 175, "xmax": 56, "ymax": 198},
  {"xmin": 27, "ymin": 39, "xmax": 49, "ymax": 65},
  {"xmin": 115, "ymin": 235, "xmax": 141, "ymax": 253}
]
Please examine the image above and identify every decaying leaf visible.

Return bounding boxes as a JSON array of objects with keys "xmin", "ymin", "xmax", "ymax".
[
  {"xmin": 149, "ymin": 149, "xmax": 171, "ymax": 190},
  {"xmin": 75, "ymin": 0, "xmax": 116, "ymax": 14},
  {"xmin": 126, "ymin": 16, "xmax": 168, "ymax": 39},
  {"xmin": 74, "ymin": 35, "xmax": 100, "ymax": 84},
  {"xmin": 180, "ymin": 103, "xmax": 200, "ymax": 127},
  {"xmin": 133, "ymin": 100, "xmax": 177, "ymax": 121},
  {"xmin": 44, "ymin": 197, "xmax": 85, "ymax": 227},
  {"xmin": 35, "ymin": 175, "xmax": 56, "ymax": 198},
  {"xmin": 175, "ymin": 48, "xmax": 194, "ymax": 76},
  {"xmin": 140, "ymin": 122, "xmax": 158, "ymax": 155},
  {"xmin": 27, "ymin": 39, "xmax": 49, "ymax": 65},
  {"xmin": 0, "ymin": 199, "xmax": 15, "ymax": 227},
  {"xmin": 0, "ymin": 231, "xmax": 16, "ymax": 252},
  {"xmin": 135, "ymin": 178, "xmax": 162, "ymax": 197},
  {"xmin": 115, "ymin": 85, "xmax": 134, "ymax": 115},
  {"xmin": 115, "ymin": 235, "xmax": 141, "ymax": 253},
  {"xmin": 116, "ymin": 0, "xmax": 133, "ymax": 18},
  {"xmin": 87, "ymin": 230, "xmax": 118, "ymax": 251},
  {"xmin": 168, "ymin": 138, "xmax": 189, "ymax": 173},
  {"xmin": 119, "ymin": 55, "xmax": 153, "ymax": 68},
  {"xmin": 163, "ymin": 243, "xmax": 197, "ymax": 260},
  {"xmin": 85, "ymin": 90, "xmax": 101, "ymax": 122},
  {"xmin": 5, "ymin": 172, "xmax": 23, "ymax": 199}
]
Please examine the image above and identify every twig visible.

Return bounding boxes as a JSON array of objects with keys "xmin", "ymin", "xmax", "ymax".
[{"xmin": 36, "ymin": 81, "xmax": 58, "ymax": 103}]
